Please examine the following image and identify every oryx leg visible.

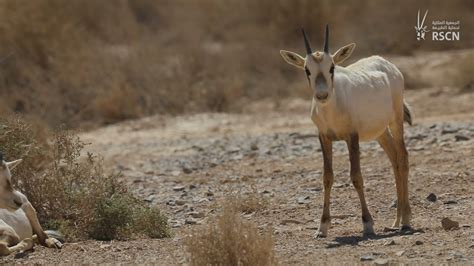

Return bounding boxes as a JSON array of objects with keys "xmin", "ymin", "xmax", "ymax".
[
  {"xmin": 389, "ymin": 121, "xmax": 411, "ymax": 229},
  {"xmin": 377, "ymin": 129, "xmax": 402, "ymax": 228},
  {"xmin": 22, "ymin": 202, "xmax": 62, "ymax": 249},
  {"xmin": 0, "ymin": 226, "xmax": 33, "ymax": 256},
  {"xmin": 347, "ymin": 134, "xmax": 374, "ymax": 235},
  {"xmin": 316, "ymin": 134, "xmax": 334, "ymax": 238}
]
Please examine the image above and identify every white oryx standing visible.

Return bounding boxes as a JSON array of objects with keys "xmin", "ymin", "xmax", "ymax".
[
  {"xmin": 280, "ymin": 25, "xmax": 412, "ymax": 237},
  {"xmin": 0, "ymin": 155, "xmax": 63, "ymax": 255}
]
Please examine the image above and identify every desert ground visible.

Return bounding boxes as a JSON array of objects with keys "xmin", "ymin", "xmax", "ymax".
[{"xmin": 1, "ymin": 50, "xmax": 473, "ymax": 264}]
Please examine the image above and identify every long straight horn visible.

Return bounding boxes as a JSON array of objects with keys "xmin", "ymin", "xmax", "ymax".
[
  {"xmin": 421, "ymin": 10, "xmax": 428, "ymax": 27},
  {"xmin": 323, "ymin": 24, "xmax": 329, "ymax": 53},
  {"xmin": 417, "ymin": 10, "xmax": 420, "ymax": 28},
  {"xmin": 301, "ymin": 28, "xmax": 312, "ymax": 55}
]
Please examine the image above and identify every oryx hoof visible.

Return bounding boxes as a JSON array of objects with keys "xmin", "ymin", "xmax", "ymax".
[
  {"xmin": 315, "ymin": 230, "xmax": 328, "ymax": 239},
  {"xmin": 46, "ymin": 238, "xmax": 63, "ymax": 249}
]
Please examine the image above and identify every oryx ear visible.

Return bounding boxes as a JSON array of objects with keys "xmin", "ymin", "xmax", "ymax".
[
  {"xmin": 6, "ymin": 159, "xmax": 22, "ymax": 170},
  {"xmin": 332, "ymin": 43, "xmax": 356, "ymax": 65},
  {"xmin": 280, "ymin": 50, "xmax": 305, "ymax": 69}
]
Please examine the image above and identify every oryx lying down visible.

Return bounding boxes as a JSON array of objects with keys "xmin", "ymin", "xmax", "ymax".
[
  {"xmin": 0, "ymin": 156, "xmax": 63, "ymax": 255},
  {"xmin": 280, "ymin": 25, "xmax": 412, "ymax": 237}
]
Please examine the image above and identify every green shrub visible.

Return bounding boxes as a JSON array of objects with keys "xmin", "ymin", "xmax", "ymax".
[{"xmin": 0, "ymin": 116, "xmax": 170, "ymax": 241}]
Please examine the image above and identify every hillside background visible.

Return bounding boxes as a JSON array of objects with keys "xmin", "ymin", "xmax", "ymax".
[{"xmin": 0, "ymin": 0, "xmax": 472, "ymax": 128}]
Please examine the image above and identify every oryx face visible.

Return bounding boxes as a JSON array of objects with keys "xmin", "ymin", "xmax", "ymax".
[
  {"xmin": 304, "ymin": 51, "xmax": 334, "ymax": 103},
  {"xmin": 280, "ymin": 25, "xmax": 356, "ymax": 104},
  {"xmin": 0, "ymin": 155, "xmax": 24, "ymax": 212}
]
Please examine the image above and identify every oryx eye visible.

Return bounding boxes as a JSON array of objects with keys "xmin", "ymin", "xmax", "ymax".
[
  {"xmin": 305, "ymin": 67, "xmax": 311, "ymax": 76},
  {"xmin": 329, "ymin": 64, "xmax": 335, "ymax": 74}
]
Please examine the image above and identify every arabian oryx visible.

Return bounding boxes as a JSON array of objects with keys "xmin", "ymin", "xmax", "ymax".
[
  {"xmin": 280, "ymin": 25, "xmax": 412, "ymax": 237},
  {"xmin": 0, "ymin": 155, "xmax": 63, "ymax": 255}
]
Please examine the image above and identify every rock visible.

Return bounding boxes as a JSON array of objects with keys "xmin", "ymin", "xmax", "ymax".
[
  {"xmin": 189, "ymin": 211, "xmax": 205, "ymax": 218},
  {"xmin": 185, "ymin": 218, "xmax": 198, "ymax": 225},
  {"xmin": 189, "ymin": 184, "xmax": 197, "ymax": 189},
  {"xmin": 173, "ymin": 185, "xmax": 185, "ymax": 192},
  {"xmin": 175, "ymin": 199, "xmax": 186, "ymax": 206},
  {"xmin": 280, "ymin": 219, "xmax": 302, "ymax": 225},
  {"xmin": 374, "ymin": 258, "xmax": 389, "ymax": 266},
  {"xmin": 206, "ymin": 191, "xmax": 214, "ymax": 197},
  {"xmin": 441, "ymin": 218, "xmax": 459, "ymax": 231},
  {"xmin": 390, "ymin": 199, "xmax": 397, "ymax": 208},
  {"xmin": 426, "ymin": 193, "xmax": 437, "ymax": 202},
  {"xmin": 415, "ymin": 240, "xmax": 423, "ymax": 245},
  {"xmin": 442, "ymin": 127, "xmax": 458, "ymax": 134},
  {"xmin": 297, "ymin": 196, "xmax": 310, "ymax": 204},
  {"xmin": 250, "ymin": 143, "xmax": 259, "ymax": 151},
  {"xmin": 384, "ymin": 239, "xmax": 396, "ymax": 246},
  {"xmin": 182, "ymin": 167, "xmax": 193, "ymax": 174},
  {"xmin": 144, "ymin": 195, "xmax": 156, "ymax": 203},
  {"xmin": 100, "ymin": 244, "xmax": 111, "ymax": 249},
  {"xmin": 443, "ymin": 199, "xmax": 458, "ymax": 205},
  {"xmin": 455, "ymin": 134, "xmax": 470, "ymax": 141},
  {"xmin": 360, "ymin": 254, "xmax": 374, "ymax": 261},
  {"xmin": 171, "ymin": 170, "xmax": 181, "ymax": 176},
  {"xmin": 395, "ymin": 250, "xmax": 405, "ymax": 257}
]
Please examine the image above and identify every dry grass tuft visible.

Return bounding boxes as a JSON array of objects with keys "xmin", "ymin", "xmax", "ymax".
[
  {"xmin": 228, "ymin": 187, "xmax": 269, "ymax": 214},
  {"xmin": 185, "ymin": 202, "xmax": 276, "ymax": 266},
  {"xmin": 0, "ymin": 116, "xmax": 170, "ymax": 240}
]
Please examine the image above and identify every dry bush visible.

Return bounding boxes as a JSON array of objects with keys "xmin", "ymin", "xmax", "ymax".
[
  {"xmin": 0, "ymin": 116, "xmax": 170, "ymax": 240},
  {"xmin": 185, "ymin": 202, "xmax": 276, "ymax": 266},
  {"xmin": 228, "ymin": 187, "xmax": 269, "ymax": 214}
]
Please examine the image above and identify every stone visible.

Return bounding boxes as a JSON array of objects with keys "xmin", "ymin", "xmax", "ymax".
[
  {"xmin": 441, "ymin": 127, "xmax": 458, "ymax": 134},
  {"xmin": 250, "ymin": 143, "xmax": 259, "ymax": 151},
  {"xmin": 173, "ymin": 185, "xmax": 185, "ymax": 192},
  {"xmin": 297, "ymin": 196, "xmax": 310, "ymax": 204},
  {"xmin": 415, "ymin": 240, "xmax": 423, "ymax": 245},
  {"xmin": 175, "ymin": 199, "xmax": 186, "ymax": 206},
  {"xmin": 443, "ymin": 199, "xmax": 458, "ymax": 205},
  {"xmin": 390, "ymin": 200, "xmax": 397, "ymax": 208},
  {"xmin": 395, "ymin": 250, "xmax": 405, "ymax": 257},
  {"xmin": 384, "ymin": 239, "xmax": 396, "ymax": 246},
  {"xmin": 455, "ymin": 134, "xmax": 470, "ymax": 141},
  {"xmin": 182, "ymin": 167, "xmax": 193, "ymax": 174},
  {"xmin": 185, "ymin": 218, "xmax": 198, "ymax": 225},
  {"xmin": 426, "ymin": 193, "xmax": 437, "ymax": 202},
  {"xmin": 360, "ymin": 254, "xmax": 374, "ymax": 261},
  {"xmin": 441, "ymin": 218, "xmax": 459, "ymax": 231},
  {"xmin": 374, "ymin": 258, "xmax": 389, "ymax": 266},
  {"xmin": 189, "ymin": 211, "xmax": 205, "ymax": 218}
]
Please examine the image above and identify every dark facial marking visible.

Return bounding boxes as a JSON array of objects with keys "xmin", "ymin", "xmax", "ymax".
[
  {"xmin": 305, "ymin": 67, "xmax": 311, "ymax": 76},
  {"xmin": 329, "ymin": 64, "xmax": 335, "ymax": 80}
]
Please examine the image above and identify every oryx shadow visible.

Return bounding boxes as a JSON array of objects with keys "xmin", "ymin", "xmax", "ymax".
[{"xmin": 325, "ymin": 228, "xmax": 425, "ymax": 248}]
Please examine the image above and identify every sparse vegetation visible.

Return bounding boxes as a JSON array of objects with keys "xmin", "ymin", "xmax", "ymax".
[
  {"xmin": 0, "ymin": 116, "xmax": 170, "ymax": 240},
  {"xmin": 185, "ymin": 202, "xmax": 276, "ymax": 266},
  {"xmin": 228, "ymin": 187, "xmax": 269, "ymax": 214}
]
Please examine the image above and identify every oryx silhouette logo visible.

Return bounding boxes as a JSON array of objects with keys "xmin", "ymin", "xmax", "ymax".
[{"xmin": 415, "ymin": 10, "xmax": 429, "ymax": 41}]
